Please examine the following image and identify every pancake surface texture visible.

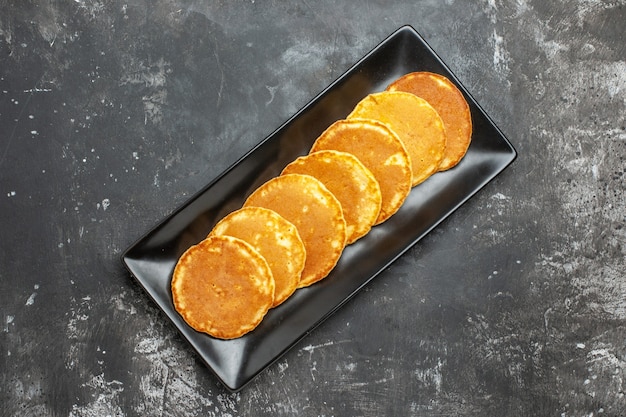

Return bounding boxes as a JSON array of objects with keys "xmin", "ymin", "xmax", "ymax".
[
  {"xmin": 310, "ymin": 118, "xmax": 412, "ymax": 224},
  {"xmin": 348, "ymin": 91, "xmax": 446, "ymax": 186},
  {"xmin": 171, "ymin": 235, "xmax": 275, "ymax": 339},
  {"xmin": 210, "ymin": 206, "xmax": 305, "ymax": 307},
  {"xmin": 387, "ymin": 71, "xmax": 472, "ymax": 171},
  {"xmin": 244, "ymin": 173, "xmax": 347, "ymax": 288},
  {"xmin": 282, "ymin": 150, "xmax": 381, "ymax": 244}
]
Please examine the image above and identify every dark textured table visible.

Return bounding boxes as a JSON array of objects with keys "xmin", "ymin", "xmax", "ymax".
[{"xmin": 1, "ymin": 1, "xmax": 625, "ymax": 416}]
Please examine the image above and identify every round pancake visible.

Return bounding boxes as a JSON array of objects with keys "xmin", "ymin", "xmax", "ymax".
[
  {"xmin": 281, "ymin": 150, "xmax": 382, "ymax": 244},
  {"xmin": 171, "ymin": 235, "xmax": 274, "ymax": 340},
  {"xmin": 310, "ymin": 118, "xmax": 412, "ymax": 224},
  {"xmin": 210, "ymin": 206, "xmax": 306, "ymax": 307},
  {"xmin": 387, "ymin": 71, "xmax": 472, "ymax": 171},
  {"xmin": 347, "ymin": 91, "xmax": 447, "ymax": 186},
  {"xmin": 243, "ymin": 173, "xmax": 347, "ymax": 288}
]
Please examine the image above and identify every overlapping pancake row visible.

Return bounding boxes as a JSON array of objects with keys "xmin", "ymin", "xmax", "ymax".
[{"xmin": 171, "ymin": 71, "xmax": 472, "ymax": 339}]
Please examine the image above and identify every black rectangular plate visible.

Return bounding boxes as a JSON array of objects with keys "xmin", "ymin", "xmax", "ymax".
[{"xmin": 122, "ymin": 25, "xmax": 517, "ymax": 392}]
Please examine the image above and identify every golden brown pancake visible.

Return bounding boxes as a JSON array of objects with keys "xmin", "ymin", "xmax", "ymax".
[
  {"xmin": 347, "ymin": 91, "xmax": 446, "ymax": 186},
  {"xmin": 310, "ymin": 118, "xmax": 412, "ymax": 224},
  {"xmin": 281, "ymin": 150, "xmax": 382, "ymax": 244},
  {"xmin": 387, "ymin": 71, "xmax": 472, "ymax": 171},
  {"xmin": 171, "ymin": 235, "xmax": 275, "ymax": 339},
  {"xmin": 243, "ymin": 173, "xmax": 347, "ymax": 288},
  {"xmin": 210, "ymin": 206, "xmax": 305, "ymax": 307}
]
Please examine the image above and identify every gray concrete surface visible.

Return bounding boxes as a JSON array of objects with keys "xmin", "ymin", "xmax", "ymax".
[{"xmin": 1, "ymin": 1, "xmax": 625, "ymax": 416}]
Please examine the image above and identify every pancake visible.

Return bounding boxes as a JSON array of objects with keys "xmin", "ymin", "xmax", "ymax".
[
  {"xmin": 387, "ymin": 71, "xmax": 472, "ymax": 171},
  {"xmin": 243, "ymin": 173, "xmax": 347, "ymax": 288},
  {"xmin": 209, "ymin": 206, "xmax": 306, "ymax": 307},
  {"xmin": 171, "ymin": 235, "xmax": 274, "ymax": 339},
  {"xmin": 310, "ymin": 118, "xmax": 412, "ymax": 224},
  {"xmin": 281, "ymin": 150, "xmax": 382, "ymax": 244},
  {"xmin": 347, "ymin": 91, "xmax": 446, "ymax": 186}
]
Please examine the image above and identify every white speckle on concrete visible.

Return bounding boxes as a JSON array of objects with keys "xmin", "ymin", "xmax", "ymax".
[
  {"xmin": 301, "ymin": 340, "xmax": 336, "ymax": 358},
  {"xmin": 492, "ymin": 192, "xmax": 510, "ymax": 200},
  {"xmin": 25, "ymin": 292, "xmax": 37, "ymax": 306},
  {"xmin": 120, "ymin": 57, "xmax": 170, "ymax": 125},
  {"xmin": 4, "ymin": 315, "xmax": 15, "ymax": 332},
  {"xmin": 69, "ymin": 373, "xmax": 125, "ymax": 417},
  {"xmin": 414, "ymin": 357, "xmax": 444, "ymax": 395},
  {"xmin": 491, "ymin": 29, "xmax": 510, "ymax": 77},
  {"xmin": 265, "ymin": 83, "xmax": 279, "ymax": 105},
  {"xmin": 277, "ymin": 360, "xmax": 289, "ymax": 373},
  {"xmin": 99, "ymin": 198, "xmax": 110, "ymax": 211},
  {"xmin": 591, "ymin": 164, "xmax": 599, "ymax": 179}
]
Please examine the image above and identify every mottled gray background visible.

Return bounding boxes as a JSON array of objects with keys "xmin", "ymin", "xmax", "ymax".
[{"xmin": 1, "ymin": 1, "xmax": 625, "ymax": 416}]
